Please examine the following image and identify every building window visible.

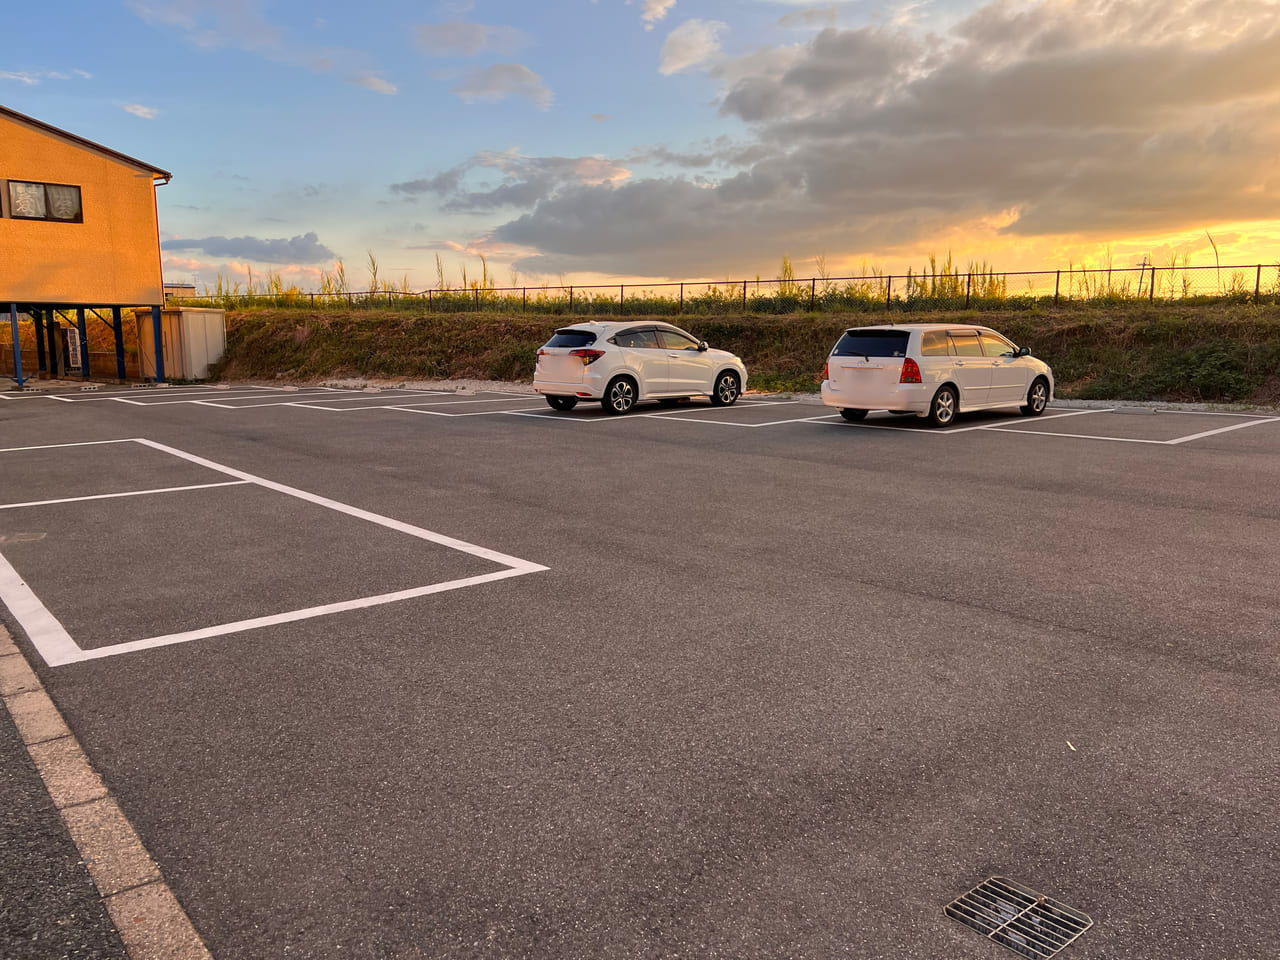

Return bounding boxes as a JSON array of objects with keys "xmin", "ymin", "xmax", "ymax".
[{"xmin": 7, "ymin": 180, "xmax": 83, "ymax": 222}]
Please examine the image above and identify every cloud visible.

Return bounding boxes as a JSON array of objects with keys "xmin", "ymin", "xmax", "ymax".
[
  {"xmin": 660, "ymin": 19, "xmax": 728, "ymax": 75},
  {"xmin": 122, "ymin": 103, "xmax": 159, "ymax": 118},
  {"xmin": 777, "ymin": 7, "xmax": 839, "ymax": 29},
  {"xmin": 641, "ymin": 0, "xmax": 677, "ymax": 30},
  {"xmin": 127, "ymin": 0, "xmax": 388, "ymax": 89},
  {"xmin": 470, "ymin": 0, "xmax": 1280, "ymax": 278},
  {"xmin": 452, "ymin": 64, "xmax": 553, "ymax": 109},
  {"xmin": 1, "ymin": 68, "xmax": 92, "ymax": 85},
  {"xmin": 350, "ymin": 74, "xmax": 397, "ymax": 94},
  {"xmin": 127, "ymin": 0, "xmax": 283, "ymax": 51},
  {"xmin": 392, "ymin": 151, "xmax": 630, "ymax": 211},
  {"xmin": 413, "ymin": 21, "xmax": 530, "ymax": 56},
  {"xmin": 163, "ymin": 232, "xmax": 336, "ymax": 264}
]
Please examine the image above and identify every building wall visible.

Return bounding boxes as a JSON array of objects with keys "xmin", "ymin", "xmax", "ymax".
[{"xmin": 0, "ymin": 114, "xmax": 163, "ymax": 306}]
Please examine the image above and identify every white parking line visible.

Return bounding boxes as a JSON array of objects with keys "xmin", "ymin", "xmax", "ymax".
[
  {"xmin": 386, "ymin": 404, "xmax": 547, "ymax": 417},
  {"xmin": 817, "ymin": 407, "xmax": 1113, "ymax": 435},
  {"xmin": 0, "ymin": 481, "xmax": 251, "ymax": 511},
  {"xmin": 981, "ymin": 427, "xmax": 1169, "ymax": 443},
  {"xmin": 0, "ymin": 438, "xmax": 549, "ymax": 666},
  {"xmin": 1166, "ymin": 417, "xmax": 1280, "ymax": 444},
  {"xmin": 0, "ymin": 438, "xmax": 137, "ymax": 454},
  {"xmin": 135, "ymin": 391, "xmax": 358, "ymax": 407}
]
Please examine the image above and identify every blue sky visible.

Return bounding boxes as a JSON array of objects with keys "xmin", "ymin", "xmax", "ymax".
[{"xmin": 7, "ymin": 0, "xmax": 1280, "ymax": 292}]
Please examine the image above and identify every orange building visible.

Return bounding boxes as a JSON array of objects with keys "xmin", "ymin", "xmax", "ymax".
[{"xmin": 1, "ymin": 104, "xmax": 172, "ymax": 384}]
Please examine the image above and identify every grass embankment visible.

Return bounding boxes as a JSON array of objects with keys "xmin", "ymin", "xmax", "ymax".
[{"xmin": 211, "ymin": 303, "xmax": 1280, "ymax": 405}]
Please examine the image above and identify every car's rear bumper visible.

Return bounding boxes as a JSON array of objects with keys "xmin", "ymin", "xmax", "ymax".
[
  {"xmin": 820, "ymin": 380, "xmax": 931, "ymax": 413},
  {"xmin": 533, "ymin": 373, "xmax": 605, "ymax": 399}
]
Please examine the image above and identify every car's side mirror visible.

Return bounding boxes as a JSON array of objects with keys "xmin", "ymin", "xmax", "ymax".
[
  {"xmin": 698, "ymin": 341, "xmax": 709, "ymax": 351},
  {"xmin": 1017, "ymin": 345, "xmax": 1031, "ymax": 357}
]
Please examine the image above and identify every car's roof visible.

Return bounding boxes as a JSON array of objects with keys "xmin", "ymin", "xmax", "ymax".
[
  {"xmin": 555, "ymin": 320, "xmax": 688, "ymax": 333},
  {"xmin": 840, "ymin": 322, "xmax": 991, "ymax": 333}
]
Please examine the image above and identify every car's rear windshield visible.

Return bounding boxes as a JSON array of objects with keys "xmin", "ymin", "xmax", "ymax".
[
  {"xmin": 544, "ymin": 329, "xmax": 598, "ymax": 348},
  {"xmin": 832, "ymin": 330, "xmax": 910, "ymax": 358}
]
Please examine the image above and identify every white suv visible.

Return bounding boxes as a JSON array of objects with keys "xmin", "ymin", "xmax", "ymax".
[
  {"xmin": 820, "ymin": 323, "xmax": 1054, "ymax": 427},
  {"xmin": 534, "ymin": 321, "xmax": 749, "ymax": 415}
]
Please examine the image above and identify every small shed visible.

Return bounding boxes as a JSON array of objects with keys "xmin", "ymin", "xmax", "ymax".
[{"xmin": 135, "ymin": 307, "xmax": 226, "ymax": 381}]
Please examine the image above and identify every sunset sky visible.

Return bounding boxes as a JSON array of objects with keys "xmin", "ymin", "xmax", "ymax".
[{"xmin": 7, "ymin": 0, "xmax": 1280, "ymax": 291}]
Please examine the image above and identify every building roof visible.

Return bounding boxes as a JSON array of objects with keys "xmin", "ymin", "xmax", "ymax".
[{"xmin": 1, "ymin": 104, "xmax": 172, "ymax": 183}]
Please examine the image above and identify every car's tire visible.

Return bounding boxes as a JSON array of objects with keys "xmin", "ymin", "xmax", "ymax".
[
  {"xmin": 928, "ymin": 385, "xmax": 958, "ymax": 427},
  {"xmin": 710, "ymin": 371, "xmax": 741, "ymax": 406},
  {"xmin": 839, "ymin": 408, "xmax": 868, "ymax": 422},
  {"xmin": 601, "ymin": 376, "xmax": 638, "ymax": 415},
  {"xmin": 546, "ymin": 395, "xmax": 578, "ymax": 411},
  {"xmin": 1021, "ymin": 377, "xmax": 1049, "ymax": 417}
]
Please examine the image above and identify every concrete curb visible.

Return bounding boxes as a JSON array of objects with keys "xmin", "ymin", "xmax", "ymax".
[{"xmin": 0, "ymin": 625, "xmax": 212, "ymax": 960}]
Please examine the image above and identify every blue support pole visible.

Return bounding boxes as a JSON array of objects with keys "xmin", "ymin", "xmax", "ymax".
[
  {"xmin": 33, "ymin": 309, "xmax": 47, "ymax": 376},
  {"xmin": 76, "ymin": 308, "xmax": 90, "ymax": 378},
  {"xmin": 45, "ymin": 310, "xmax": 60, "ymax": 378},
  {"xmin": 151, "ymin": 305, "xmax": 165, "ymax": 382},
  {"xmin": 8, "ymin": 303, "xmax": 23, "ymax": 386},
  {"xmin": 112, "ymin": 307, "xmax": 125, "ymax": 380}
]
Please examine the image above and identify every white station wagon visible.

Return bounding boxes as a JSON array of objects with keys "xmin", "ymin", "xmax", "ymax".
[
  {"xmin": 820, "ymin": 323, "xmax": 1054, "ymax": 427},
  {"xmin": 534, "ymin": 321, "xmax": 748, "ymax": 415}
]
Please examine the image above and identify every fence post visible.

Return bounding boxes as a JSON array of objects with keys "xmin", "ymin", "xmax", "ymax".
[
  {"xmin": 679, "ymin": 283, "xmax": 684, "ymax": 313},
  {"xmin": 1054, "ymin": 270, "xmax": 1061, "ymax": 305},
  {"xmin": 523, "ymin": 287, "xmax": 527, "ymax": 312},
  {"xmin": 473, "ymin": 287, "xmax": 479, "ymax": 310},
  {"xmin": 569, "ymin": 286, "xmax": 574, "ymax": 312},
  {"xmin": 965, "ymin": 273, "xmax": 972, "ymax": 309},
  {"xmin": 885, "ymin": 275, "xmax": 892, "ymax": 310},
  {"xmin": 427, "ymin": 289, "xmax": 433, "ymax": 313},
  {"xmin": 1150, "ymin": 266, "xmax": 1157, "ymax": 302},
  {"xmin": 742, "ymin": 281, "xmax": 747, "ymax": 311},
  {"xmin": 620, "ymin": 284, "xmax": 624, "ymax": 316},
  {"xmin": 810, "ymin": 277, "xmax": 816, "ymax": 312},
  {"xmin": 1256, "ymin": 264, "xmax": 1262, "ymax": 301},
  {"xmin": 310, "ymin": 293, "xmax": 315, "ymax": 306}
]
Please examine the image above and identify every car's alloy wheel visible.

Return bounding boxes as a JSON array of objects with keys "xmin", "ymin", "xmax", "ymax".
[
  {"xmin": 546, "ymin": 395, "xmax": 578, "ymax": 411},
  {"xmin": 839, "ymin": 408, "xmax": 867, "ymax": 422},
  {"xmin": 1022, "ymin": 378, "xmax": 1049, "ymax": 417},
  {"xmin": 929, "ymin": 386, "xmax": 957, "ymax": 427},
  {"xmin": 710, "ymin": 372, "xmax": 740, "ymax": 406},
  {"xmin": 602, "ymin": 377, "xmax": 637, "ymax": 415}
]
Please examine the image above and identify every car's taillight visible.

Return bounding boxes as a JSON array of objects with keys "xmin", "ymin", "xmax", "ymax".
[
  {"xmin": 900, "ymin": 357, "xmax": 922, "ymax": 383},
  {"xmin": 537, "ymin": 348, "xmax": 548, "ymax": 357},
  {"xmin": 570, "ymin": 349, "xmax": 605, "ymax": 365},
  {"xmin": 823, "ymin": 360, "xmax": 829, "ymax": 381}
]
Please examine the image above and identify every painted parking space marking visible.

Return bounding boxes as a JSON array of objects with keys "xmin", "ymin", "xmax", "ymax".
[
  {"xmin": 1166, "ymin": 417, "xmax": 1280, "ymax": 444},
  {"xmin": 0, "ymin": 480, "xmax": 251, "ymax": 511},
  {"xmin": 0, "ymin": 438, "xmax": 548, "ymax": 667},
  {"xmin": 813, "ymin": 409, "xmax": 1103, "ymax": 434},
  {"xmin": 984, "ymin": 409, "xmax": 1280, "ymax": 444},
  {"xmin": 299, "ymin": 395, "xmax": 541, "ymax": 412}
]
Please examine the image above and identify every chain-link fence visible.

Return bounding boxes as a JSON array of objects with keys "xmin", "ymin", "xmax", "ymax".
[{"xmin": 176, "ymin": 262, "xmax": 1280, "ymax": 315}]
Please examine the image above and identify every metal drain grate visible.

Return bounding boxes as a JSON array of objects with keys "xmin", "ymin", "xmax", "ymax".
[{"xmin": 945, "ymin": 876, "xmax": 1092, "ymax": 959}]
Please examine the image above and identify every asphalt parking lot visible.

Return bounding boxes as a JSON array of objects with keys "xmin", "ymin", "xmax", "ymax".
[{"xmin": 2, "ymin": 383, "xmax": 1278, "ymax": 959}]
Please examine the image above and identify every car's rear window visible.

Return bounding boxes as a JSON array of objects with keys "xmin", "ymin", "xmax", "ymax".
[
  {"xmin": 544, "ymin": 329, "xmax": 598, "ymax": 348},
  {"xmin": 832, "ymin": 330, "xmax": 910, "ymax": 358}
]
